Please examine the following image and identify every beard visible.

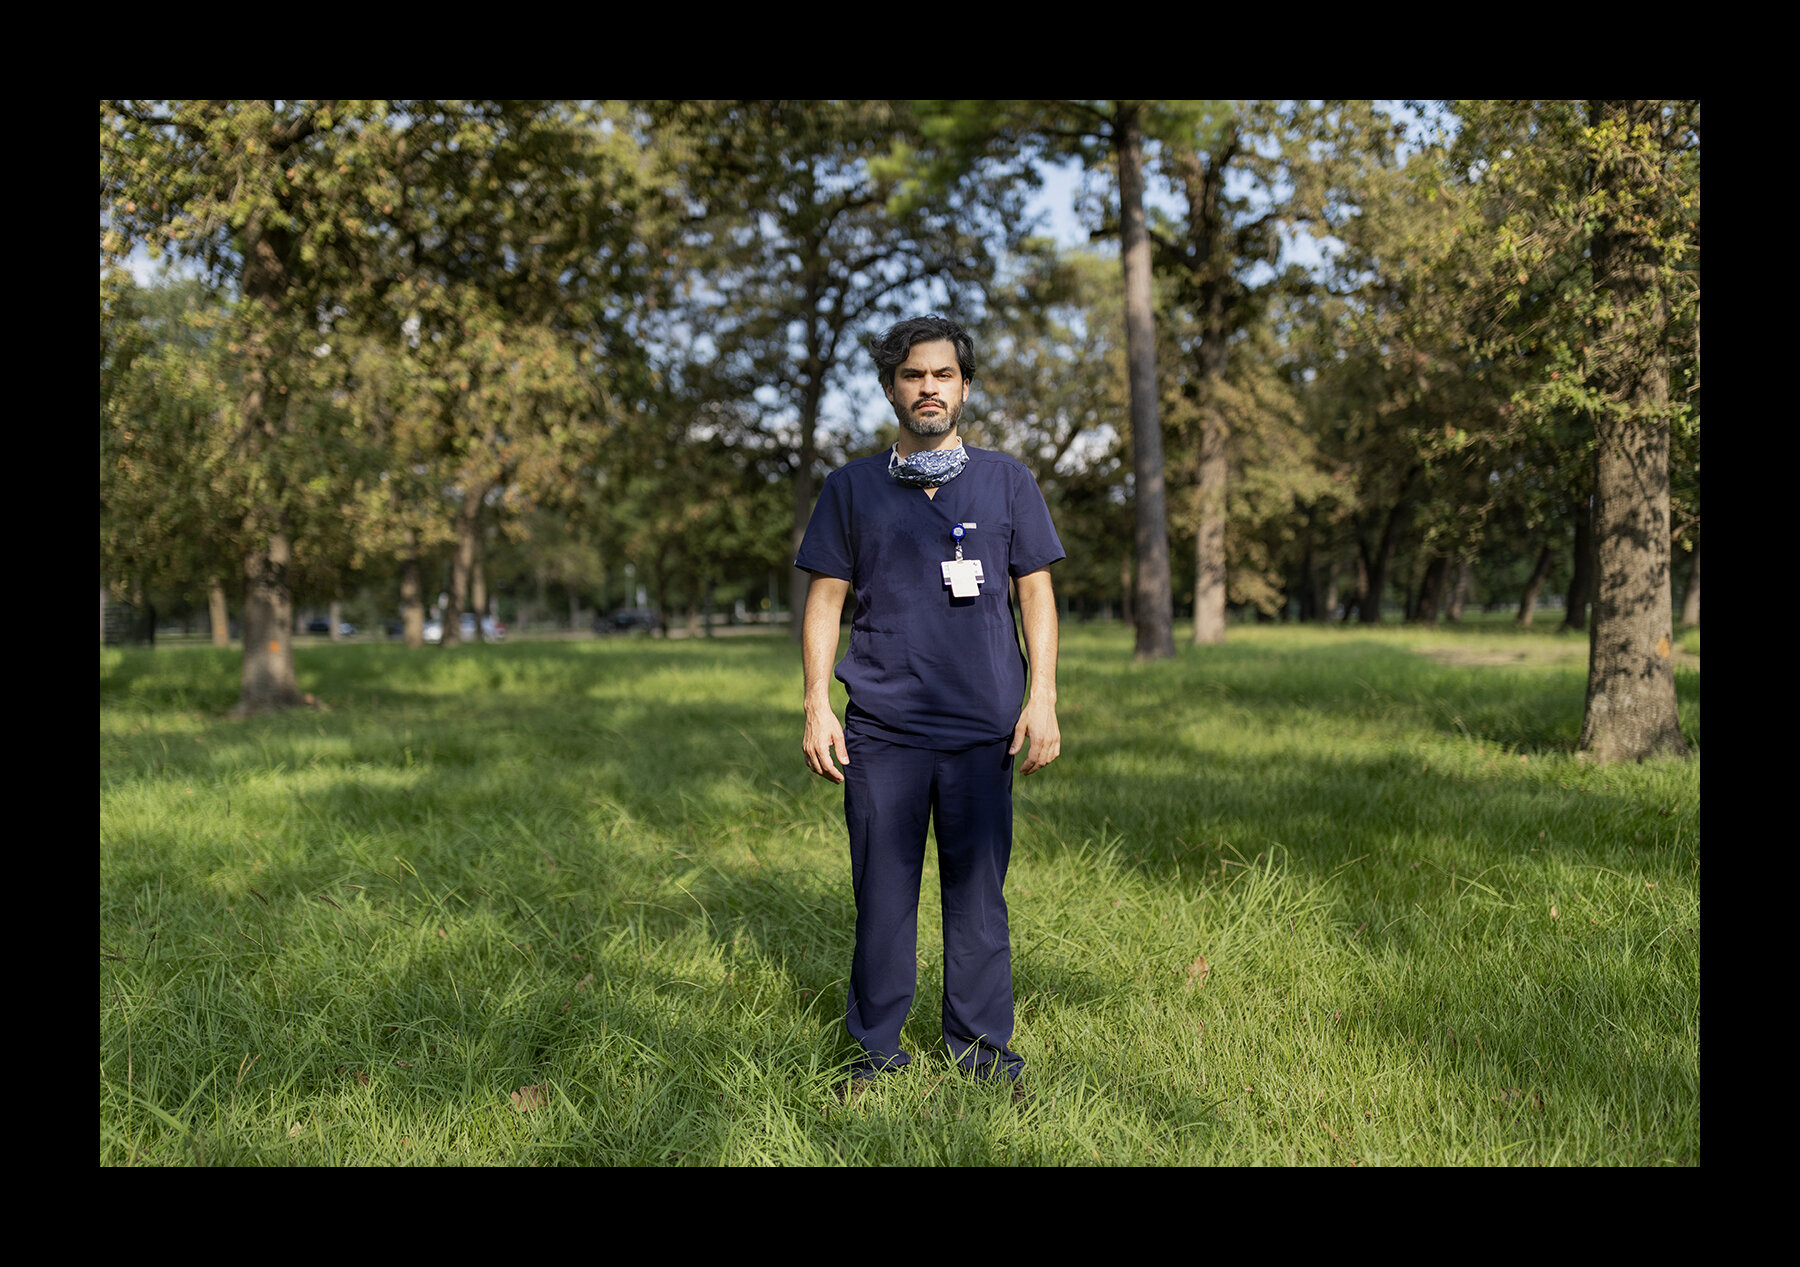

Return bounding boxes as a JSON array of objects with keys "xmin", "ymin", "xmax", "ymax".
[{"xmin": 896, "ymin": 395, "xmax": 963, "ymax": 439}]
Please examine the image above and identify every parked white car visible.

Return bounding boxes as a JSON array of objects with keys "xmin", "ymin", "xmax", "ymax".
[{"xmin": 423, "ymin": 614, "xmax": 506, "ymax": 644}]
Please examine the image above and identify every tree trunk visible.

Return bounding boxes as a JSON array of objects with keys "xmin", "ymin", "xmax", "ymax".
[
  {"xmin": 233, "ymin": 532, "xmax": 307, "ymax": 717},
  {"xmin": 228, "ymin": 182, "xmax": 310, "ymax": 715},
  {"xmin": 1295, "ymin": 534, "xmax": 1318, "ymax": 622},
  {"xmin": 328, "ymin": 599, "xmax": 343, "ymax": 643},
  {"xmin": 1358, "ymin": 468, "xmax": 1418, "ymax": 625},
  {"xmin": 1516, "ymin": 543, "xmax": 1555, "ymax": 627},
  {"xmin": 1175, "ymin": 133, "xmax": 1238, "ymax": 649},
  {"xmin": 399, "ymin": 533, "xmax": 425, "ymax": 648},
  {"xmin": 1578, "ymin": 404, "xmax": 1688, "ymax": 760},
  {"xmin": 1345, "ymin": 555, "xmax": 1367, "ymax": 622},
  {"xmin": 444, "ymin": 492, "xmax": 481, "ymax": 647},
  {"xmin": 1119, "ymin": 546, "xmax": 1134, "ymax": 628},
  {"xmin": 1562, "ymin": 492, "xmax": 1594, "ymax": 632},
  {"xmin": 1577, "ymin": 100, "xmax": 1688, "ymax": 763},
  {"xmin": 139, "ymin": 585, "xmax": 157, "ymax": 649},
  {"xmin": 1192, "ymin": 408, "xmax": 1228, "ymax": 646},
  {"xmin": 472, "ymin": 546, "xmax": 488, "ymax": 644},
  {"xmin": 653, "ymin": 553, "xmax": 671, "ymax": 639},
  {"xmin": 1445, "ymin": 557, "xmax": 1472, "ymax": 623},
  {"xmin": 208, "ymin": 575, "xmax": 231, "ymax": 647},
  {"xmin": 1357, "ymin": 518, "xmax": 1393, "ymax": 623},
  {"xmin": 1116, "ymin": 104, "xmax": 1175, "ymax": 661},
  {"xmin": 1411, "ymin": 552, "xmax": 1450, "ymax": 624},
  {"xmin": 788, "ymin": 292, "xmax": 830, "ymax": 645},
  {"xmin": 1679, "ymin": 543, "xmax": 1699, "ymax": 628}
]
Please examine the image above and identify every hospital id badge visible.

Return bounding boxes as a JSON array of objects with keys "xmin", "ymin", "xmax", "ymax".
[{"xmin": 941, "ymin": 558, "xmax": 985, "ymax": 597}]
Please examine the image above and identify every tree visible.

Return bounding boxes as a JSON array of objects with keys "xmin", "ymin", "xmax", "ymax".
[
  {"xmin": 597, "ymin": 374, "xmax": 791, "ymax": 637},
  {"xmin": 1163, "ymin": 119, "xmax": 1243, "ymax": 643},
  {"xmin": 1451, "ymin": 100, "xmax": 1696, "ymax": 762},
  {"xmin": 972, "ymin": 248, "xmax": 1133, "ymax": 618},
  {"xmin": 1671, "ymin": 282, "xmax": 1700, "ymax": 631},
  {"xmin": 896, "ymin": 100, "xmax": 1230, "ymax": 659},
  {"xmin": 1170, "ymin": 313, "xmax": 1334, "ymax": 623},
  {"xmin": 1110, "ymin": 102, "xmax": 1180, "ymax": 659},
  {"xmin": 647, "ymin": 101, "xmax": 1015, "ymax": 640},
  {"xmin": 103, "ymin": 101, "xmax": 653, "ymax": 682},
  {"xmin": 1575, "ymin": 101, "xmax": 1696, "ymax": 760},
  {"xmin": 328, "ymin": 102, "xmax": 653, "ymax": 649},
  {"xmin": 100, "ymin": 270, "xmax": 244, "ymax": 645},
  {"xmin": 1153, "ymin": 102, "xmax": 1398, "ymax": 639},
  {"xmin": 1275, "ymin": 101, "xmax": 1520, "ymax": 628},
  {"xmin": 103, "ymin": 100, "xmax": 385, "ymax": 712}
]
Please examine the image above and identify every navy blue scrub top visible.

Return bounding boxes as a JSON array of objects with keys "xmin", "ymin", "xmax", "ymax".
[{"xmin": 796, "ymin": 443, "xmax": 1065, "ymax": 751}]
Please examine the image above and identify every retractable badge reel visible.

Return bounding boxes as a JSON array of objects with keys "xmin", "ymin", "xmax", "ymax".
[{"xmin": 941, "ymin": 523, "xmax": 984, "ymax": 597}]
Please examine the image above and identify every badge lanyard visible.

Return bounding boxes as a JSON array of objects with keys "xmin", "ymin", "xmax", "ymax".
[{"xmin": 941, "ymin": 523, "xmax": 984, "ymax": 597}]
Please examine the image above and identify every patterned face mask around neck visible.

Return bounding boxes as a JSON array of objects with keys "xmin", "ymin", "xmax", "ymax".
[{"xmin": 888, "ymin": 443, "xmax": 969, "ymax": 488}]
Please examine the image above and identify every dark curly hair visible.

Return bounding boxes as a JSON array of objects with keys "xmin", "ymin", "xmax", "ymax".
[{"xmin": 868, "ymin": 315, "xmax": 976, "ymax": 390}]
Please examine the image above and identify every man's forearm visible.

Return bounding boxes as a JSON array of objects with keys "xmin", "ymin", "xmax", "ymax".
[
  {"xmin": 1017, "ymin": 570, "xmax": 1059, "ymax": 703},
  {"xmin": 800, "ymin": 573, "xmax": 852, "ymax": 782},
  {"xmin": 802, "ymin": 574, "xmax": 850, "ymax": 711}
]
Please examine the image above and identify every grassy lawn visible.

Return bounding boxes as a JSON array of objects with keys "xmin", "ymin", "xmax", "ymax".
[{"xmin": 99, "ymin": 619, "xmax": 1699, "ymax": 1165}]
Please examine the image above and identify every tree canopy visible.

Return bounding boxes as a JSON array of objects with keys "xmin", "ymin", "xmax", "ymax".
[{"xmin": 100, "ymin": 99, "xmax": 1698, "ymax": 761}]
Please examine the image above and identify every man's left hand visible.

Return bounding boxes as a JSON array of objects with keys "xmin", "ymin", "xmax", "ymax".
[{"xmin": 1010, "ymin": 696, "xmax": 1061, "ymax": 776}]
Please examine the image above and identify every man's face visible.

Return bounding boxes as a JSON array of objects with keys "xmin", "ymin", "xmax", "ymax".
[{"xmin": 885, "ymin": 339, "xmax": 970, "ymax": 440}]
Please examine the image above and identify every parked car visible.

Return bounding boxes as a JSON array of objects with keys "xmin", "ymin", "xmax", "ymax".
[
  {"xmin": 423, "ymin": 614, "xmax": 506, "ymax": 644},
  {"xmin": 607, "ymin": 607, "xmax": 661, "ymax": 633},
  {"xmin": 305, "ymin": 618, "xmax": 356, "ymax": 637}
]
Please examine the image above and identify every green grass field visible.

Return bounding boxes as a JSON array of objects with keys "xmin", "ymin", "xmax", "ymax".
[{"xmin": 99, "ymin": 620, "xmax": 1699, "ymax": 1165}]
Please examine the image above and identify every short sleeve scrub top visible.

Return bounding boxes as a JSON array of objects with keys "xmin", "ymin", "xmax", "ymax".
[{"xmin": 795, "ymin": 444, "xmax": 1066, "ymax": 752}]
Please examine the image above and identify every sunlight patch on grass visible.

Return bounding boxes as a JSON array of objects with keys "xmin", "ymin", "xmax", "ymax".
[{"xmin": 101, "ymin": 627, "xmax": 1697, "ymax": 1165}]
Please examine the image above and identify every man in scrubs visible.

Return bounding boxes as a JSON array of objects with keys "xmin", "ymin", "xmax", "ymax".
[{"xmin": 798, "ymin": 315, "xmax": 1063, "ymax": 1099}]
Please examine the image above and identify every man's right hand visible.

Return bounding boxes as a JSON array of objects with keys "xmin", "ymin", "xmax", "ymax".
[{"xmin": 803, "ymin": 707, "xmax": 849, "ymax": 783}]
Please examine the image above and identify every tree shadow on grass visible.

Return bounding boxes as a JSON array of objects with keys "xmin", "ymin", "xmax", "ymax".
[
  {"xmin": 1022, "ymin": 732, "xmax": 1691, "ymax": 893},
  {"xmin": 1061, "ymin": 634, "xmax": 1696, "ymax": 758},
  {"xmin": 104, "ymin": 807, "xmax": 1133, "ymax": 1164},
  {"xmin": 101, "ymin": 633, "xmax": 1695, "ymax": 1162},
  {"xmin": 101, "ymin": 695, "xmax": 1165, "ymax": 1160}
]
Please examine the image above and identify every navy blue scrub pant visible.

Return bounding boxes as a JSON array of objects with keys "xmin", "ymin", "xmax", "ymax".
[{"xmin": 842, "ymin": 727, "xmax": 1022, "ymax": 1081}]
